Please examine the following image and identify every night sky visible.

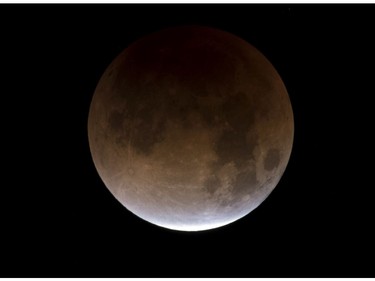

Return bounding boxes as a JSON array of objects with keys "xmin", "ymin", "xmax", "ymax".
[{"xmin": 1, "ymin": 4, "xmax": 374, "ymax": 277}]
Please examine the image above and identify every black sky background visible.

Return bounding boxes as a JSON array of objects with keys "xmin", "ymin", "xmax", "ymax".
[{"xmin": 1, "ymin": 4, "xmax": 374, "ymax": 278}]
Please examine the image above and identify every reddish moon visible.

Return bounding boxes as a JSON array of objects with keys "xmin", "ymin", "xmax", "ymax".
[{"xmin": 88, "ymin": 26, "xmax": 294, "ymax": 231}]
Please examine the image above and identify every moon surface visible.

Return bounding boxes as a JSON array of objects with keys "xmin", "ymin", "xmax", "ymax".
[{"xmin": 88, "ymin": 26, "xmax": 294, "ymax": 231}]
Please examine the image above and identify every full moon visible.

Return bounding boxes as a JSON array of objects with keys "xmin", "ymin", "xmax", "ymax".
[{"xmin": 88, "ymin": 26, "xmax": 294, "ymax": 231}]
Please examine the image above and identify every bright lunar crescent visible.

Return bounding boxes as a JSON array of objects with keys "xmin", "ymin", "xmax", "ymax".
[{"xmin": 88, "ymin": 26, "xmax": 294, "ymax": 231}]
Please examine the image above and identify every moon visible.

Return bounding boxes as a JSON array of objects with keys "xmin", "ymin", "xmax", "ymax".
[{"xmin": 88, "ymin": 26, "xmax": 294, "ymax": 231}]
